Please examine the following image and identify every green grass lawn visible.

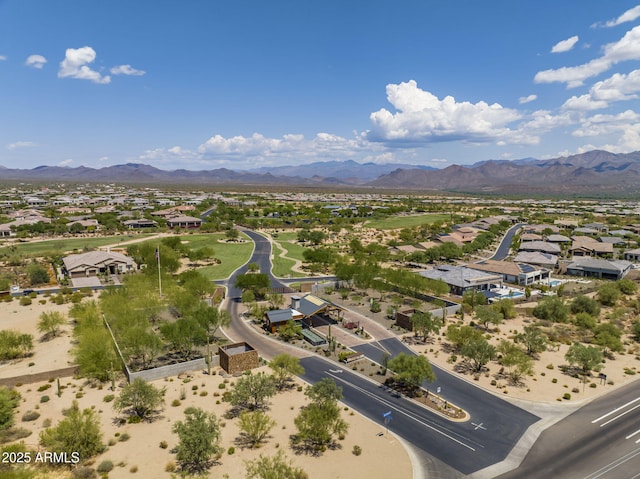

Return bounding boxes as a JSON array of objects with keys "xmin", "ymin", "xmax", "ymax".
[
  {"xmin": 364, "ymin": 213, "xmax": 450, "ymax": 230},
  {"xmin": 0, "ymin": 234, "xmax": 156, "ymax": 258},
  {"xmin": 190, "ymin": 234, "xmax": 254, "ymax": 280},
  {"xmin": 271, "ymin": 241, "xmax": 305, "ymax": 278}
]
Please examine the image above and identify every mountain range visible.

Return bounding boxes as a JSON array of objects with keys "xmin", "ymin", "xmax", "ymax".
[{"xmin": 1, "ymin": 149, "xmax": 640, "ymax": 195}]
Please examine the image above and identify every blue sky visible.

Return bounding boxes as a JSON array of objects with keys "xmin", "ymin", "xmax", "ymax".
[{"xmin": 2, "ymin": 1, "xmax": 640, "ymax": 171}]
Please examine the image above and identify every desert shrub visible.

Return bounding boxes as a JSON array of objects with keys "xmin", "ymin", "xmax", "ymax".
[
  {"xmin": 21, "ymin": 411, "xmax": 40, "ymax": 422},
  {"xmin": 352, "ymin": 445, "xmax": 362, "ymax": 456},
  {"xmin": 563, "ymin": 393, "xmax": 571, "ymax": 400},
  {"xmin": 96, "ymin": 460, "xmax": 113, "ymax": 473},
  {"xmin": 19, "ymin": 296, "xmax": 32, "ymax": 306},
  {"xmin": 102, "ymin": 394, "xmax": 115, "ymax": 403},
  {"xmin": 40, "ymin": 395, "xmax": 50, "ymax": 403}
]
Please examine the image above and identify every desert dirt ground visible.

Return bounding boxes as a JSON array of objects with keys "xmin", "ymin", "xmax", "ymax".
[
  {"xmin": 0, "ymin": 298, "xmax": 412, "ymax": 479},
  {"xmin": 3, "ymin": 290, "xmax": 640, "ymax": 478}
]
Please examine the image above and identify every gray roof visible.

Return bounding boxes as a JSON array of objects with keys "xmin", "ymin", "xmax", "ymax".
[
  {"xmin": 598, "ymin": 237, "xmax": 626, "ymax": 245},
  {"xmin": 296, "ymin": 294, "xmax": 343, "ymax": 317},
  {"xmin": 567, "ymin": 258, "xmax": 632, "ymax": 274},
  {"xmin": 265, "ymin": 309, "xmax": 294, "ymax": 325},
  {"xmin": 419, "ymin": 265, "xmax": 502, "ymax": 289},
  {"xmin": 519, "ymin": 241, "xmax": 562, "ymax": 254}
]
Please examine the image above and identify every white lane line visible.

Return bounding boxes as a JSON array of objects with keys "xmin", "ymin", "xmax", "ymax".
[
  {"xmin": 599, "ymin": 403, "xmax": 640, "ymax": 428},
  {"xmin": 583, "ymin": 447, "xmax": 640, "ymax": 479},
  {"xmin": 626, "ymin": 429, "xmax": 640, "ymax": 440},
  {"xmin": 592, "ymin": 397, "xmax": 640, "ymax": 424},
  {"xmin": 324, "ymin": 371, "xmax": 478, "ymax": 452}
]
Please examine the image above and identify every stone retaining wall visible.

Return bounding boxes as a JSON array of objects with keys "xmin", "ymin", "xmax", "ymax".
[{"xmin": 127, "ymin": 356, "xmax": 217, "ymax": 382}]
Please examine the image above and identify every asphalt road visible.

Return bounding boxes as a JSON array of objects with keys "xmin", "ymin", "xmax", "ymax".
[
  {"xmin": 496, "ymin": 380, "xmax": 640, "ymax": 479},
  {"xmin": 220, "ymin": 227, "xmax": 543, "ymax": 476},
  {"xmin": 352, "ymin": 338, "xmax": 540, "ymax": 474},
  {"xmin": 489, "ymin": 223, "xmax": 525, "ymax": 261}
]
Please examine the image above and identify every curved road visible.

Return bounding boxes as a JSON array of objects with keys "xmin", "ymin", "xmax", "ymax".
[{"xmin": 220, "ymin": 227, "xmax": 540, "ymax": 477}]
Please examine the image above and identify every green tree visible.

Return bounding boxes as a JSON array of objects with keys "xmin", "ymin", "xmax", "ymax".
[
  {"xmin": 234, "ymin": 273, "xmax": 270, "ymax": 299},
  {"xmin": 293, "ymin": 379, "xmax": 348, "ymax": 451},
  {"xmin": 159, "ymin": 318, "xmax": 207, "ymax": 360},
  {"xmin": 462, "ymin": 290, "xmax": 487, "ymax": 310},
  {"xmin": 475, "ymin": 305, "xmax": 503, "ymax": 331},
  {"xmin": 192, "ymin": 304, "xmax": 231, "ymax": 340},
  {"xmin": 570, "ymin": 295, "xmax": 600, "ymax": 317},
  {"xmin": 498, "ymin": 341, "xmax": 534, "ymax": 384},
  {"xmin": 40, "ymin": 401, "xmax": 105, "ymax": 460},
  {"xmin": 245, "ymin": 450, "xmax": 308, "ymax": 479},
  {"xmin": 229, "ymin": 372, "xmax": 277, "ymax": 412},
  {"xmin": 514, "ymin": 325, "xmax": 547, "ymax": 356},
  {"xmin": 73, "ymin": 326, "xmax": 117, "ymax": 382},
  {"xmin": 172, "ymin": 407, "xmax": 222, "ymax": 474},
  {"xmin": 445, "ymin": 324, "xmax": 483, "ymax": 351},
  {"xmin": 269, "ymin": 354, "xmax": 305, "ymax": 390},
  {"xmin": 565, "ymin": 343, "xmax": 603, "ymax": 375},
  {"xmin": 532, "ymin": 296, "xmax": 569, "ymax": 323},
  {"xmin": 592, "ymin": 323, "xmax": 624, "ymax": 355},
  {"xmin": 410, "ymin": 311, "xmax": 442, "ymax": 341},
  {"xmin": 26, "ymin": 263, "xmax": 49, "ymax": 286},
  {"xmin": 278, "ymin": 320, "xmax": 302, "ymax": 342},
  {"xmin": 461, "ymin": 337, "xmax": 496, "ymax": 373},
  {"xmin": 573, "ymin": 312, "xmax": 597, "ymax": 331},
  {"xmin": 266, "ymin": 292, "xmax": 285, "ymax": 310},
  {"xmin": 238, "ymin": 410, "xmax": 276, "ymax": 448},
  {"xmin": 0, "ymin": 387, "xmax": 20, "ymax": 431},
  {"xmin": 617, "ymin": 278, "xmax": 637, "ymax": 295},
  {"xmin": 119, "ymin": 326, "xmax": 164, "ymax": 370},
  {"xmin": 113, "ymin": 378, "xmax": 165, "ymax": 421},
  {"xmin": 597, "ymin": 282, "xmax": 621, "ymax": 307},
  {"xmin": 387, "ymin": 353, "xmax": 435, "ymax": 395},
  {"xmin": 492, "ymin": 299, "xmax": 516, "ymax": 319},
  {"xmin": 37, "ymin": 311, "xmax": 66, "ymax": 339}
]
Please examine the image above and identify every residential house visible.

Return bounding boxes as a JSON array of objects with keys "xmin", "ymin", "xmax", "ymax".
[
  {"xmin": 466, "ymin": 260, "xmax": 550, "ymax": 286},
  {"xmin": 566, "ymin": 258, "xmax": 632, "ymax": 280},
  {"xmin": 165, "ymin": 215, "xmax": 202, "ymax": 229},
  {"xmin": 519, "ymin": 241, "xmax": 562, "ymax": 255},
  {"xmin": 263, "ymin": 308, "xmax": 304, "ymax": 333},
  {"xmin": 546, "ymin": 234, "xmax": 571, "ymax": 243},
  {"xmin": 62, "ymin": 251, "xmax": 136, "ymax": 278},
  {"xmin": 290, "ymin": 294, "xmax": 344, "ymax": 325},
  {"xmin": 570, "ymin": 236, "xmax": 614, "ymax": 257},
  {"xmin": 123, "ymin": 218, "xmax": 159, "ymax": 229},
  {"xmin": 512, "ymin": 251, "xmax": 559, "ymax": 268},
  {"xmin": 418, "ymin": 265, "xmax": 502, "ymax": 296},
  {"xmin": 624, "ymin": 248, "xmax": 640, "ymax": 262}
]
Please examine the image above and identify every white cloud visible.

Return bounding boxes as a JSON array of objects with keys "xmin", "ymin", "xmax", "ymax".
[
  {"xmin": 429, "ymin": 158, "xmax": 449, "ymax": 163},
  {"xmin": 58, "ymin": 46, "xmax": 111, "ymax": 84},
  {"xmin": 562, "ymin": 69, "xmax": 640, "ymax": 110},
  {"xmin": 519, "ymin": 94, "xmax": 537, "ymax": 104},
  {"xmin": 535, "ymin": 25, "xmax": 640, "ymax": 87},
  {"xmin": 110, "ymin": 64, "xmax": 145, "ymax": 76},
  {"xmin": 551, "ymin": 35, "xmax": 579, "ymax": 53},
  {"xmin": 25, "ymin": 54, "xmax": 47, "ymax": 69},
  {"xmin": 0, "ymin": 55, "xmax": 7, "ymax": 61},
  {"xmin": 367, "ymin": 80, "xmax": 522, "ymax": 145},
  {"xmin": 572, "ymin": 110, "xmax": 640, "ymax": 137},
  {"xmin": 600, "ymin": 5, "xmax": 640, "ymax": 28},
  {"xmin": 58, "ymin": 159, "xmax": 73, "ymax": 167},
  {"xmin": 7, "ymin": 141, "xmax": 37, "ymax": 150}
]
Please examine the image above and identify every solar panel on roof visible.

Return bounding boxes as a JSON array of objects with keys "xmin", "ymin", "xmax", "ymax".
[{"xmin": 519, "ymin": 264, "xmax": 535, "ymax": 273}]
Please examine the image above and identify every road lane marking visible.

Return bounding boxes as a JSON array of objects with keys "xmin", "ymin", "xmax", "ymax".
[
  {"xmin": 583, "ymin": 447, "xmax": 640, "ymax": 479},
  {"xmin": 472, "ymin": 422, "xmax": 487, "ymax": 431},
  {"xmin": 626, "ymin": 429, "xmax": 640, "ymax": 440},
  {"xmin": 598, "ymin": 403, "xmax": 640, "ymax": 428},
  {"xmin": 592, "ymin": 397, "xmax": 640, "ymax": 424},
  {"xmin": 324, "ymin": 370, "xmax": 479, "ymax": 452}
]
